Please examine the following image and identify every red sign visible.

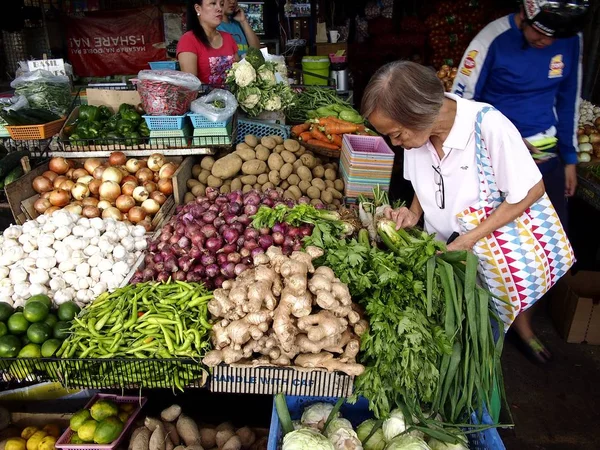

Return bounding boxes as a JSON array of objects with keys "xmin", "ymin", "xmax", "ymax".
[{"xmin": 66, "ymin": 7, "xmax": 166, "ymax": 77}]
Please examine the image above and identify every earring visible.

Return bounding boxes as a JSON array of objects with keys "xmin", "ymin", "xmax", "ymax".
[{"xmin": 197, "ymin": 12, "xmax": 200, "ymax": 16}]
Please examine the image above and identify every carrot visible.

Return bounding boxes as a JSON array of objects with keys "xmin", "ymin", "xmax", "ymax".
[
  {"xmin": 291, "ymin": 122, "xmax": 311, "ymax": 136},
  {"xmin": 329, "ymin": 134, "xmax": 343, "ymax": 147},
  {"xmin": 310, "ymin": 126, "xmax": 331, "ymax": 143},
  {"xmin": 324, "ymin": 122, "xmax": 360, "ymax": 135},
  {"xmin": 307, "ymin": 139, "xmax": 340, "ymax": 150},
  {"xmin": 299, "ymin": 131, "xmax": 312, "ymax": 142}
]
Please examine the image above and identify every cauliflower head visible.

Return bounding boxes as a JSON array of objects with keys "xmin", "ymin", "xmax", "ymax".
[
  {"xmin": 257, "ymin": 64, "xmax": 277, "ymax": 86},
  {"xmin": 238, "ymin": 87, "xmax": 261, "ymax": 111},
  {"xmin": 232, "ymin": 61, "xmax": 257, "ymax": 88},
  {"xmin": 264, "ymin": 95, "xmax": 282, "ymax": 111}
]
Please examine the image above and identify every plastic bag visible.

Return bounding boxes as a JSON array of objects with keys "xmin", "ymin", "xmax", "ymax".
[
  {"xmin": 190, "ymin": 89, "xmax": 237, "ymax": 122},
  {"xmin": 10, "ymin": 70, "xmax": 71, "ymax": 116},
  {"xmin": 137, "ymin": 70, "xmax": 202, "ymax": 91},
  {"xmin": 4, "ymin": 95, "xmax": 30, "ymax": 112}
]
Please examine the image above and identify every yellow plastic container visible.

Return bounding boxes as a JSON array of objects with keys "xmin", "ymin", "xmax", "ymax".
[{"xmin": 302, "ymin": 56, "xmax": 330, "ymax": 86}]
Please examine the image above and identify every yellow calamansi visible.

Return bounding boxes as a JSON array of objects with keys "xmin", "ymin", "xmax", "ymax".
[
  {"xmin": 5, "ymin": 437, "xmax": 26, "ymax": 450},
  {"xmin": 41, "ymin": 425, "xmax": 60, "ymax": 439},
  {"xmin": 25, "ymin": 431, "xmax": 47, "ymax": 450},
  {"xmin": 38, "ymin": 436, "xmax": 57, "ymax": 450},
  {"xmin": 20, "ymin": 428, "xmax": 39, "ymax": 441}
]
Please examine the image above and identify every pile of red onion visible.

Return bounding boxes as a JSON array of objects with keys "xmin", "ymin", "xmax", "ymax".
[{"xmin": 131, "ymin": 187, "xmax": 313, "ymax": 288}]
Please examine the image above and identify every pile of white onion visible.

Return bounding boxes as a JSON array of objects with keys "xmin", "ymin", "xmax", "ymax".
[
  {"xmin": 32, "ymin": 152, "xmax": 177, "ymax": 231},
  {"xmin": 577, "ymin": 123, "xmax": 600, "ymax": 163}
]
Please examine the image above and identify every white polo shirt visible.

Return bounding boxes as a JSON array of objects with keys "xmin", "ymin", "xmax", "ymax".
[{"xmin": 404, "ymin": 93, "xmax": 543, "ymax": 243}]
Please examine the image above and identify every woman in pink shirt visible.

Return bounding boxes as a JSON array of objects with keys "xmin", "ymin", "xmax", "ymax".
[{"xmin": 177, "ymin": 0, "xmax": 238, "ymax": 86}]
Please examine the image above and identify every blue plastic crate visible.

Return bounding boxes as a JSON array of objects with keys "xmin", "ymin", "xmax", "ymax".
[
  {"xmin": 235, "ymin": 118, "xmax": 290, "ymax": 144},
  {"xmin": 188, "ymin": 113, "xmax": 231, "ymax": 129},
  {"xmin": 267, "ymin": 396, "xmax": 505, "ymax": 450},
  {"xmin": 143, "ymin": 115, "xmax": 188, "ymax": 130},
  {"xmin": 149, "ymin": 61, "xmax": 178, "ymax": 70}
]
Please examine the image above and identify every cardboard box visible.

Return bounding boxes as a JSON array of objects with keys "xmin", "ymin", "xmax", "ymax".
[{"xmin": 551, "ymin": 271, "xmax": 600, "ymax": 344}]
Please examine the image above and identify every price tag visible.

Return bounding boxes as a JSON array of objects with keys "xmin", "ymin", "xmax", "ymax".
[{"xmin": 27, "ymin": 58, "xmax": 66, "ymax": 76}]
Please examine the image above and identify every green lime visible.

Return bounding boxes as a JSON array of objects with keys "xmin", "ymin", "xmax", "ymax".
[
  {"xmin": 0, "ymin": 335, "xmax": 21, "ymax": 357},
  {"xmin": 18, "ymin": 343, "xmax": 41, "ymax": 358},
  {"xmin": 23, "ymin": 302, "xmax": 49, "ymax": 323},
  {"xmin": 0, "ymin": 322, "xmax": 6, "ymax": 338},
  {"xmin": 44, "ymin": 314, "xmax": 58, "ymax": 328},
  {"xmin": 58, "ymin": 302, "xmax": 80, "ymax": 322},
  {"xmin": 7, "ymin": 312, "xmax": 29, "ymax": 335},
  {"xmin": 53, "ymin": 321, "xmax": 71, "ymax": 340},
  {"xmin": 26, "ymin": 294, "xmax": 52, "ymax": 309},
  {"xmin": 27, "ymin": 322, "xmax": 52, "ymax": 344},
  {"xmin": 0, "ymin": 302, "xmax": 13, "ymax": 322},
  {"xmin": 41, "ymin": 339, "xmax": 62, "ymax": 357}
]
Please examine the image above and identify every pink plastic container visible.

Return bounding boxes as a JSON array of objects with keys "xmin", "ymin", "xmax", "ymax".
[{"xmin": 56, "ymin": 394, "xmax": 147, "ymax": 450}]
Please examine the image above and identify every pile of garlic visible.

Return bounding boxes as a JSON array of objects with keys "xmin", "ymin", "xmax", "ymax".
[{"xmin": 0, "ymin": 211, "xmax": 147, "ymax": 307}]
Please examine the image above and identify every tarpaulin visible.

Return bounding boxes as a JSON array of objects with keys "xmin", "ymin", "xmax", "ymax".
[{"xmin": 66, "ymin": 7, "xmax": 166, "ymax": 77}]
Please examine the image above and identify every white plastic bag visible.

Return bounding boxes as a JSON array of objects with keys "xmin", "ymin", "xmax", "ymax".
[
  {"xmin": 137, "ymin": 69, "xmax": 202, "ymax": 91},
  {"xmin": 10, "ymin": 70, "xmax": 71, "ymax": 116},
  {"xmin": 190, "ymin": 89, "xmax": 237, "ymax": 122},
  {"xmin": 4, "ymin": 95, "xmax": 30, "ymax": 112}
]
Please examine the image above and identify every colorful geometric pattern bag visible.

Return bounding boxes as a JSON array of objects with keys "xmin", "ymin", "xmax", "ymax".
[{"xmin": 456, "ymin": 107, "xmax": 575, "ymax": 331}]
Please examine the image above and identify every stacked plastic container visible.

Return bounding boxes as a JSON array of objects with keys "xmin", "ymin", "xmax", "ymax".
[
  {"xmin": 142, "ymin": 114, "xmax": 191, "ymax": 148},
  {"xmin": 340, "ymin": 135, "xmax": 395, "ymax": 201},
  {"xmin": 188, "ymin": 113, "xmax": 233, "ymax": 147}
]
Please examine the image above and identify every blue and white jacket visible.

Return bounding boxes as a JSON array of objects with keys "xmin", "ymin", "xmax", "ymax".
[{"xmin": 452, "ymin": 14, "xmax": 582, "ymax": 165}]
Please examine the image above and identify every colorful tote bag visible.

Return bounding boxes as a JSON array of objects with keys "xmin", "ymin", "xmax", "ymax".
[{"xmin": 456, "ymin": 107, "xmax": 575, "ymax": 331}]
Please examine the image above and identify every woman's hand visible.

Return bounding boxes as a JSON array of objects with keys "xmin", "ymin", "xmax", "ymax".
[
  {"xmin": 447, "ymin": 233, "xmax": 476, "ymax": 252},
  {"xmin": 384, "ymin": 206, "xmax": 419, "ymax": 230},
  {"xmin": 233, "ymin": 7, "xmax": 247, "ymax": 24},
  {"xmin": 565, "ymin": 164, "xmax": 577, "ymax": 197}
]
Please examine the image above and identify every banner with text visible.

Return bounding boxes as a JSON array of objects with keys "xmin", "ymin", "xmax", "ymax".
[{"xmin": 66, "ymin": 7, "xmax": 166, "ymax": 77}]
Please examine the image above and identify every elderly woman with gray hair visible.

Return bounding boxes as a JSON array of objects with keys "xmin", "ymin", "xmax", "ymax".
[{"xmin": 362, "ymin": 61, "xmax": 551, "ymax": 362}]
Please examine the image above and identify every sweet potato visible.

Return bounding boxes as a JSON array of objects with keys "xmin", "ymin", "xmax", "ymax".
[
  {"xmin": 130, "ymin": 427, "xmax": 151, "ymax": 450},
  {"xmin": 200, "ymin": 156, "xmax": 215, "ymax": 171},
  {"xmin": 149, "ymin": 425, "xmax": 166, "ymax": 450},
  {"xmin": 242, "ymin": 160, "xmax": 267, "ymax": 176},
  {"xmin": 267, "ymin": 153, "xmax": 284, "ymax": 171},
  {"xmin": 211, "ymin": 154, "xmax": 243, "ymax": 179},
  {"xmin": 129, "ymin": 427, "xmax": 147, "ymax": 450},
  {"xmin": 161, "ymin": 405, "xmax": 182, "ymax": 423},
  {"xmin": 176, "ymin": 415, "xmax": 201, "ymax": 447},
  {"xmin": 165, "ymin": 437, "xmax": 174, "ymax": 450},
  {"xmin": 145, "ymin": 417, "xmax": 163, "ymax": 432},
  {"xmin": 163, "ymin": 423, "xmax": 180, "ymax": 446},
  {"xmin": 245, "ymin": 135, "xmax": 259, "ymax": 147}
]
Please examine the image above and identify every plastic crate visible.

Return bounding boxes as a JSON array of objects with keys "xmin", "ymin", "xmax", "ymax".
[
  {"xmin": 267, "ymin": 396, "xmax": 505, "ymax": 450},
  {"xmin": 56, "ymin": 393, "xmax": 147, "ymax": 450},
  {"xmin": 143, "ymin": 115, "xmax": 188, "ymax": 130},
  {"xmin": 188, "ymin": 113, "xmax": 231, "ymax": 129},
  {"xmin": 6, "ymin": 118, "xmax": 66, "ymax": 140},
  {"xmin": 149, "ymin": 61, "xmax": 178, "ymax": 70},
  {"xmin": 235, "ymin": 118, "xmax": 290, "ymax": 144}
]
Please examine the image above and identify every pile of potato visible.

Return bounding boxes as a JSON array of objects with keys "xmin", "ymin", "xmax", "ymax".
[{"xmin": 185, "ymin": 135, "xmax": 345, "ymax": 207}]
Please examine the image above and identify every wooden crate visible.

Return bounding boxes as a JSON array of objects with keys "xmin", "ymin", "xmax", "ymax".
[{"xmin": 5, "ymin": 156, "xmax": 188, "ymax": 228}]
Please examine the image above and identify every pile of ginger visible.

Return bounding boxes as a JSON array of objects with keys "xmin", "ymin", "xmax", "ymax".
[{"xmin": 202, "ymin": 246, "xmax": 367, "ymax": 376}]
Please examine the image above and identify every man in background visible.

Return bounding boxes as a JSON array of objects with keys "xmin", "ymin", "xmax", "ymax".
[{"xmin": 218, "ymin": 0, "xmax": 261, "ymax": 58}]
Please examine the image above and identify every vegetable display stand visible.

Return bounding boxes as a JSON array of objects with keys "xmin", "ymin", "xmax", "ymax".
[
  {"xmin": 7, "ymin": 118, "xmax": 66, "ymax": 140},
  {"xmin": 0, "ymin": 357, "xmax": 208, "ymax": 391},
  {"xmin": 267, "ymin": 396, "xmax": 506, "ymax": 450},
  {"xmin": 576, "ymin": 166, "xmax": 600, "ymax": 212},
  {"xmin": 235, "ymin": 119, "xmax": 290, "ymax": 144},
  {"xmin": 56, "ymin": 393, "xmax": 147, "ymax": 450}
]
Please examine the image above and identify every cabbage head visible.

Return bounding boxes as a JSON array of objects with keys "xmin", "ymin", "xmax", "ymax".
[
  {"xmin": 384, "ymin": 435, "xmax": 431, "ymax": 450},
  {"xmin": 328, "ymin": 427, "xmax": 363, "ymax": 450},
  {"xmin": 283, "ymin": 428, "xmax": 335, "ymax": 450},
  {"xmin": 324, "ymin": 418, "xmax": 354, "ymax": 437},
  {"xmin": 356, "ymin": 420, "xmax": 386, "ymax": 450},
  {"xmin": 382, "ymin": 409, "xmax": 424, "ymax": 441},
  {"xmin": 301, "ymin": 402, "xmax": 338, "ymax": 431},
  {"xmin": 428, "ymin": 437, "xmax": 468, "ymax": 450}
]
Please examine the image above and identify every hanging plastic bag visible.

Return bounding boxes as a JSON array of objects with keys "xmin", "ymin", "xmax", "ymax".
[
  {"xmin": 10, "ymin": 70, "xmax": 71, "ymax": 116},
  {"xmin": 190, "ymin": 89, "xmax": 237, "ymax": 122}
]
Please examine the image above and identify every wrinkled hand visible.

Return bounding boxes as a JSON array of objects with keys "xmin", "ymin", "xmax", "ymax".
[
  {"xmin": 446, "ymin": 233, "xmax": 476, "ymax": 252},
  {"xmin": 565, "ymin": 164, "xmax": 577, "ymax": 197},
  {"xmin": 233, "ymin": 8, "xmax": 247, "ymax": 23},
  {"xmin": 384, "ymin": 206, "xmax": 419, "ymax": 230},
  {"xmin": 523, "ymin": 139, "xmax": 543, "ymax": 165}
]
